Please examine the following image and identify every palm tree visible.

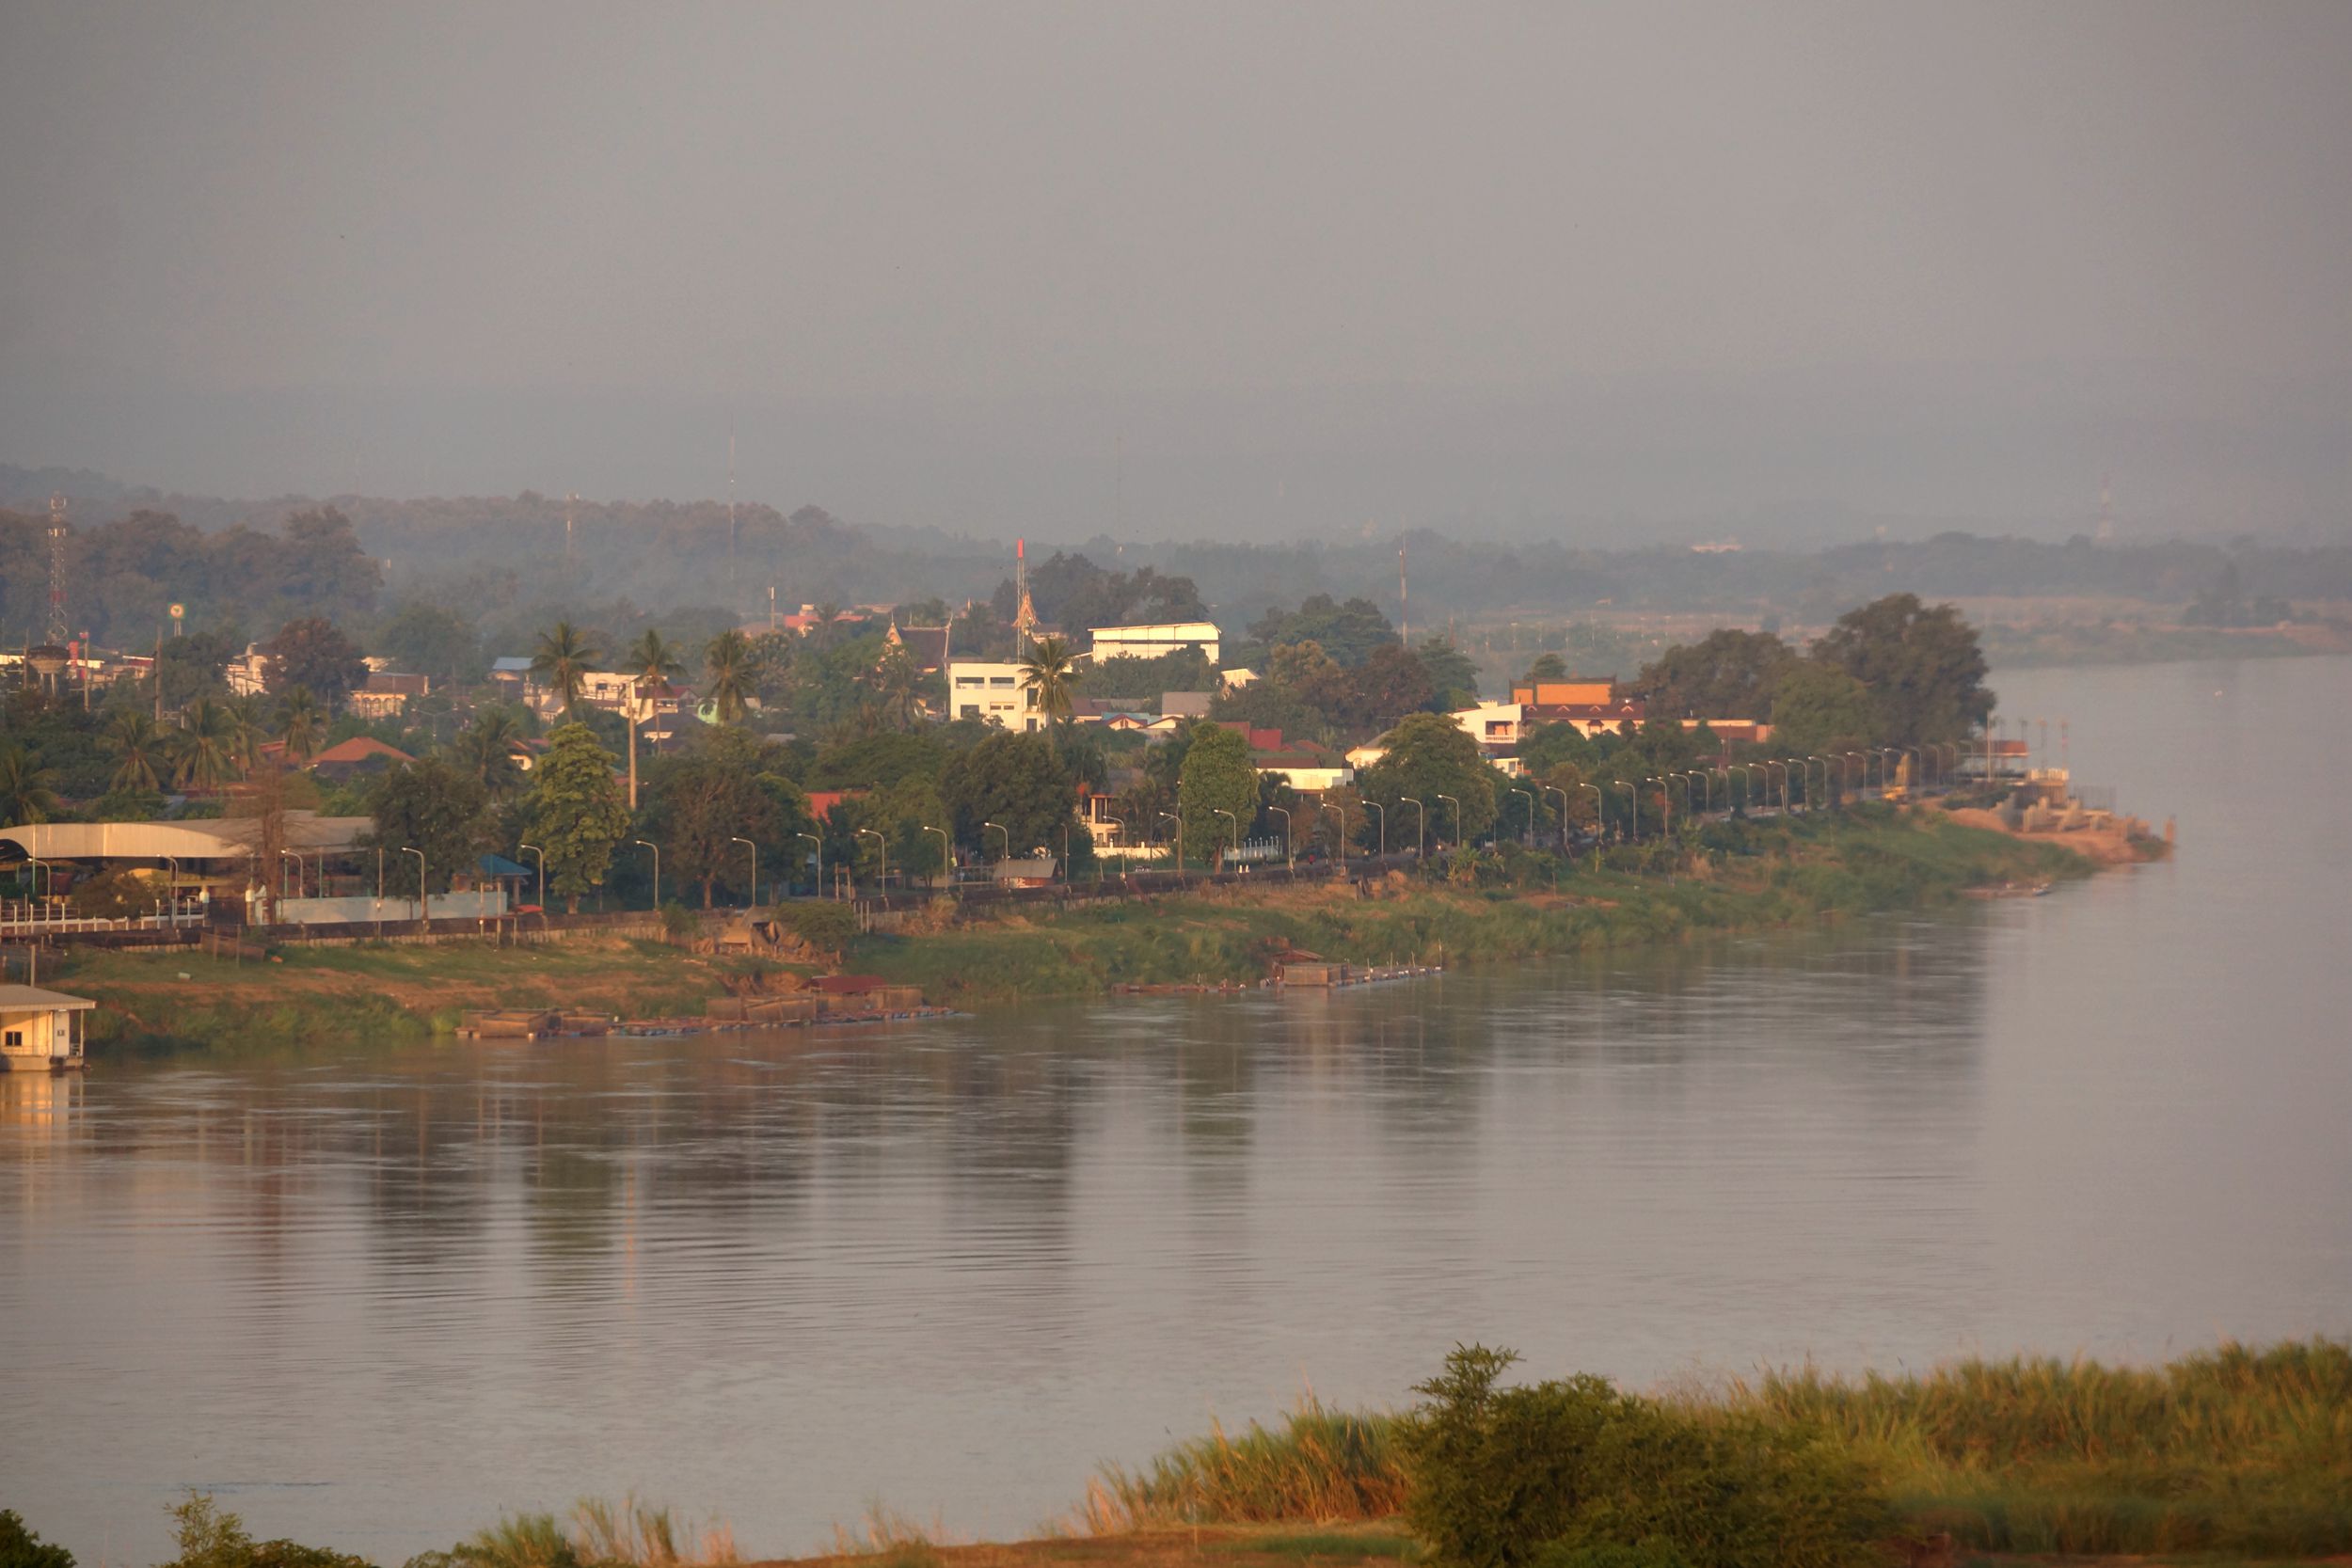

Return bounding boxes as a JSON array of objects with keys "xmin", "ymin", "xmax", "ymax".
[
  {"xmin": 702, "ymin": 628, "xmax": 756, "ymax": 724},
  {"xmin": 0, "ymin": 745, "xmax": 60, "ymax": 827},
  {"xmin": 102, "ymin": 710, "xmax": 167, "ymax": 792},
  {"xmin": 277, "ymin": 688, "xmax": 323, "ymax": 764},
  {"xmin": 531, "ymin": 621, "xmax": 601, "ymax": 720},
  {"xmin": 868, "ymin": 642, "xmax": 922, "ymax": 731},
  {"xmin": 623, "ymin": 629, "xmax": 685, "ymax": 808},
  {"xmin": 171, "ymin": 697, "xmax": 238, "ymax": 792},
  {"xmin": 449, "ymin": 709, "xmax": 525, "ymax": 800},
  {"xmin": 1019, "ymin": 635, "xmax": 1081, "ymax": 726},
  {"xmin": 222, "ymin": 694, "xmax": 270, "ymax": 772}
]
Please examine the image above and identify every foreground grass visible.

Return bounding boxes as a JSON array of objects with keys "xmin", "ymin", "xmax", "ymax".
[
  {"xmin": 851, "ymin": 814, "xmax": 2090, "ymax": 1007},
  {"xmin": 1089, "ymin": 1341, "xmax": 2352, "ymax": 1560}
]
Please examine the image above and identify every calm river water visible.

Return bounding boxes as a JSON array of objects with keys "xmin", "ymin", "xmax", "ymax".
[{"xmin": 5, "ymin": 657, "xmax": 2349, "ymax": 1561}]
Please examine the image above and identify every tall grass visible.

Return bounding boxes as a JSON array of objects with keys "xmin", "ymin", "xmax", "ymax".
[
  {"xmin": 453, "ymin": 1495, "xmax": 739, "ymax": 1568},
  {"xmin": 1088, "ymin": 1343, "xmax": 2352, "ymax": 1559},
  {"xmin": 1707, "ymin": 1339, "xmax": 2352, "ymax": 1557},
  {"xmin": 1089, "ymin": 1401, "xmax": 1410, "ymax": 1530}
]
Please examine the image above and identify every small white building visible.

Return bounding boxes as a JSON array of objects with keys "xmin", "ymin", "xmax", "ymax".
[
  {"xmin": 946, "ymin": 661, "xmax": 1044, "ymax": 731},
  {"xmin": 1089, "ymin": 622, "xmax": 1222, "ymax": 664},
  {"xmin": 0, "ymin": 986, "xmax": 94, "ymax": 1072},
  {"xmin": 1452, "ymin": 700, "xmax": 1526, "ymax": 749}
]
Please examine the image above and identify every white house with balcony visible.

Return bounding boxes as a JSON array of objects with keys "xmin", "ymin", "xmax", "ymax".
[{"xmin": 946, "ymin": 660, "xmax": 1044, "ymax": 731}]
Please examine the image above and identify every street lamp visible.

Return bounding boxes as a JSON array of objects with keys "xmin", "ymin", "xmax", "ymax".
[
  {"xmin": 1509, "ymin": 786, "xmax": 1535, "ymax": 846},
  {"xmin": 1576, "ymin": 783, "xmax": 1601, "ymax": 856},
  {"xmin": 1645, "ymin": 777, "xmax": 1671, "ymax": 837},
  {"xmin": 633, "ymin": 839, "xmax": 659, "ymax": 906},
  {"xmin": 516, "ymin": 842, "xmax": 546, "ymax": 911},
  {"xmin": 797, "ymin": 832, "xmax": 822, "ymax": 899},
  {"xmin": 1436, "ymin": 793, "xmax": 1460, "ymax": 849},
  {"xmin": 922, "ymin": 824, "xmax": 950, "ymax": 889},
  {"xmin": 402, "ymin": 847, "xmax": 426, "ymax": 922},
  {"xmin": 1323, "ymin": 800, "xmax": 1347, "ymax": 871},
  {"xmin": 1542, "ymin": 784, "xmax": 1568, "ymax": 849},
  {"xmin": 1364, "ymin": 800, "xmax": 1385, "ymax": 858},
  {"xmin": 1726, "ymin": 765, "xmax": 1751, "ymax": 812},
  {"xmin": 279, "ymin": 847, "xmax": 302, "ymax": 901},
  {"xmin": 1266, "ymin": 804, "xmax": 1292, "ymax": 868},
  {"xmin": 1399, "ymin": 796, "xmax": 1425, "ymax": 859},
  {"xmin": 1212, "ymin": 806, "xmax": 1239, "ymax": 860},
  {"xmin": 729, "ymin": 835, "xmax": 758, "ymax": 907},
  {"xmin": 1807, "ymin": 756, "xmax": 1835, "ymax": 811},
  {"xmin": 983, "ymin": 820, "xmax": 1010, "ymax": 862},
  {"xmin": 1613, "ymin": 780, "xmax": 1637, "ymax": 841},
  {"xmin": 854, "ymin": 828, "xmax": 884, "ymax": 891}
]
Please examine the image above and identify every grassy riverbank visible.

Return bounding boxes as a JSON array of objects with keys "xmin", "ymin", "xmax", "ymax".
[
  {"xmin": 53, "ymin": 810, "xmax": 2087, "ymax": 1055},
  {"xmin": 845, "ymin": 812, "xmax": 2090, "ymax": 1008},
  {"xmin": 57, "ymin": 936, "xmax": 800, "ymax": 1056}
]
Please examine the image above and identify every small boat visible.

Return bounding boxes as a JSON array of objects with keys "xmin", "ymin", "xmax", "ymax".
[{"xmin": 0, "ymin": 985, "xmax": 96, "ymax": 1072}]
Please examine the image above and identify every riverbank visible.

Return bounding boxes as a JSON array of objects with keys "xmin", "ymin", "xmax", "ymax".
[
  {"xmin": 843, "ymin": 812, "xmax": 2093, "ymax": 1008},
  {"xmin": 58, "ymin": 935, "xmax": 805, "ymax": 1056},
  {"xmin": 51, "ymin": 811, "xmax": 2091, "ymax": 1054}
]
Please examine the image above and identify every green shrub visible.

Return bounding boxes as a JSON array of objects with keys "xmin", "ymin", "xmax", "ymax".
[
  {"xmin": 160, "ymin": 1494, "xmax": 372, "ymax": 1568},
  {"xmin": 781, "ymin": 901, "xmax": 859, "ymax": 952},
  {"xmin": 1399, "ymin": 1347, "xmax": 1888, "ymax": 1568},
  {"xmin": 0, "ymin": 1510, "xmax": 74, "ymax": 1568}
]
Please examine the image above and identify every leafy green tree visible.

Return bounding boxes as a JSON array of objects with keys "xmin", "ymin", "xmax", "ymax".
[
  {"xmin": 1342, "ymin": 642, "xmax": 1439, "ymax": 735},
  {"xmin": 1769, "ymin": 663, "xmax": 1881, "ymax": 760},
  {"xmin": 102, "ymin": 708, "xmax": 167, "ymax": 791},
  {"xmin": 364, "ymin": 756, "xmax": 492, "ymax": 897},
  {"xmin": 1018, "ymin": 634, "xmax": 1082, "ymax": 726},
  {"xmin": 1359, "ymin": 711, "xmax": 1497, "ymax": 849},
  {"xmin": 1523, "ymin": 652, "xmax": 1568, "ymax": 682},
  {"xmin": 523, "ymin": 723, "xmax": 630, "ymax": 911},
  {"xmin": 262, "ymin": 616, "xmax": 367, "ymax": 709},
  {"xmin": 637, "ymin": 728, "xmax": 803, "ymax": 906},
  {"xmin": 0, "ymin": 745, "xmax": 58, "ymax": 827},
  {"xmin": 531, "ymin": 621, "xmax": 601, "ymax": 720},
  {"xmin": 942, "ymin": 732, "xmax": 1078, "ymax": 860},
  {"xmin": 1810, "ymin": 593, "xmax": 1992, "ymax": 746},
  {"xmin": 1248, "ymin": 594, "xmax": 1397, "ymax": 667},
  {"xmin": 1176, "ymin": 723, "xmax": 1260, "ymax": 866},
  {"xmin": 702, "ymin": 627, "xmax": 757, "ymax": 723},
  {"xmin": 809, "ymin": 728, "xmax": 950, "ymax": 791},
  {"xmin": 1518, "ymin": 720, "xmax": 1598, "ymax": 779},
  {"xmin": 0, "ymin": 1506, "xmax": 75, "ymax": 1568},
  {"xmin": 373, "ymin": 600, "xmax": 483, "ymax": 687},
  {"xmin": 1415, "ymin": 637, "xmax": 1483, "ymax": 710},
  {"xmin": 1632, "ymin": 628, "xmax": 1796, "ymax": 720}
]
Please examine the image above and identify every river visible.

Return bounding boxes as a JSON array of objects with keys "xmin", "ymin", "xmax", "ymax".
[{"xmin": 4, "ymin": 656, "xmax": 2348, "ymax": 1561}]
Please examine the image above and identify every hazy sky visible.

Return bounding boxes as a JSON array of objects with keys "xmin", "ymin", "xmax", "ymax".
[{"xmin": 4, "ymin": 2, "xmax": 2347, "ymax": 542}]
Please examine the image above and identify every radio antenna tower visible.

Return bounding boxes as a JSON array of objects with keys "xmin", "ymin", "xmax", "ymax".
[
  {"xmin": 46, "ymin": 495, "xmax": 70, "ymax": 645},
  {"xmin": 2095, "ymin": 473, "xmax": 2115, "ymax": 543},
  {"xmin": 727, "ymin": 420, "xmax": 739, "ymax": 571},
  {"xmin": 564, "ymin": 492, "xmax": 577, "ymax": 564}
]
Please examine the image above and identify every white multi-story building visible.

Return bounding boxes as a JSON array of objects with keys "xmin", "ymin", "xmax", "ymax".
[
  {"xmin": 946, "ymin": 661, "xmax": 1044, "ymax": 731},
  {"xmin": 1088, "ymin": 621, "xmax": 1221, "ymax": 665}
]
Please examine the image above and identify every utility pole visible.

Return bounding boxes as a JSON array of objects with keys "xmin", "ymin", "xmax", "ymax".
[
  {"xmin": 727, "ymin": 420, "xmax": 738, "ymax": 573},
  {"xmin": 564, "ymin": 492, "xmax": 577, "ymax": 567}
]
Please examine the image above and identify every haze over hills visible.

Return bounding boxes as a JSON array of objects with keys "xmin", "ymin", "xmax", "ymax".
[{"xmin": 4, "ymin": 463, "xmax": 2346, "ymax": 662}]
